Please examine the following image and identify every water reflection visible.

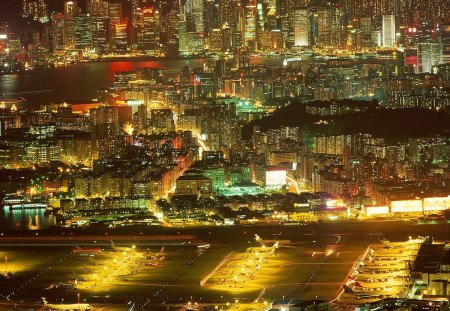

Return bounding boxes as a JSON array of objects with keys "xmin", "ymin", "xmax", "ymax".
[
  {"xmin": 1, "ymin": 207, "xmax": 55, "ymax": 230},
  {"xmin": 1, "ymin": 57, "xmax": 283, "ymax": 106}
]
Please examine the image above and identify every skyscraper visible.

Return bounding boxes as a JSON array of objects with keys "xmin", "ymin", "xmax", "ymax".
[
  {"xmin": 64, "ymin": 1, "xmax": 78, "ymax": 49},
  {"xmin": 114, "ymin": 20, "xmax": 128, "ymax": 53},
  {"xmin": 417, "ymin": 42, "xmax": 443, "ymax": 74},
  {"xmin": 92, "ymin": 16, "xmax": 108, "ymax": 54},
  {"xmin": 382, "ymin": 14, "xmax": 396, "ymax": 47},
  {"xmin": 52, "ymin": 13, "xmax": 65, "ymax": 51},
  {"xmin": 316, "ymin": 4, "xmax": 342, "ymax": 48},
  {"xmin": 86, "ymin": 0, "xmax": 107, "ymax": 17},
  {"xmin": 442, "ymin": 25, "xmax": 450, "ymax": 63},
  {"xmin": 109, "ymin": 0, "xmax": 123, "ymax": 52},
  {"xmin": 142, "ymin": 7, "xmax": 160, "ymax": 54},
  {"xmin": 359, "ymin": 17, "xmax": 372, "ymax": 48},
  {"xmin": 244, "ymin": 1, "xmax": 256, "ymax": 50},
  {"xmin": 74, "ymin": 14, "xmax": 92, "ymax": 50},
  {"xmin": 293, "ymin": 8, "xmax": 309, "ymax": 46}
]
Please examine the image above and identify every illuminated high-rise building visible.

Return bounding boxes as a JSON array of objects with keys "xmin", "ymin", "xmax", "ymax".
[
  {"xmin": 74, "ymin": 14, "xmax": 92, "ymax": 50},
  {"xmin": 316, "ymin": 4, "xmax": 342, "ymax": 48},
  {"xmin": 382, "ymin": 14, "xmax": 396, "ymax": 47},
  {"xmin": 293, "ymin": 8, "xmax": 309, "ymax": 46},
  {"xmin": 109, "ymin": 0, "xmax": 123, "ymax": 51},
  {"xmin": 159, "ymin": 3, "xmax": 179, "ymax": 55},
  {"xmin": 192, "ymin": 0, "xmax": 204, "ymax": 34},
  {"xmin": 220, "ymin": 0, "xmax": 241, "ymax": 31},
  {"xmin": 182, "ymin": 0, "xmax": 204, "ymax": 34},
  {"xmin": 114, "ymin": 20, "xmax": 128, "ymax": 53},
  {"xmin": 202, "ymin": 0, "xmax": 215, "ymax": 37},
  {"xmin": 255, "ymin": 0, "xmax": 264, "ymax": 42},
  {"xmin": 442, "ymin": 25, "xmax": 450, "ymax": 63},
  {"xmin": 22, "ymin": 0, "xmax": 49, "ymax": 23},
  {"xmin": 265, "ymin": 0, "xmax": 277, "ymax": 31},
  {"xmin": 92, "ymin": 16, "xmax": 108, "ymax": 54},
  {"xmin": 142, "ymin": 7, "xmax": 160, "ymax": 54},
  {"xmin": 416, "ymin": 42, "xmax": 443, "ymax": 74},
  {"xmin": 86, "ymin": 0, "xmax": 107, "ymax": 17},
  {"xmin": 359, "ymin": 17, "xmax": 372, "ymax": 48},
  {"xmin": 244, "ymin": 1, "xmax": 257, "ymax": 50},
  {"xmin": 130, "ymin": 0, "xmax": 142, "ymax": 47},
  {"xmin": 277, "ymin": 0, "xmax": 294, "ymax": 48},
  {"xmin": 52, "ymin": 13, "xmax": 65, "ymax": 51},
  {"xmin": 64, "ymin": 1, "xmax": 79, "ymax": 49}
]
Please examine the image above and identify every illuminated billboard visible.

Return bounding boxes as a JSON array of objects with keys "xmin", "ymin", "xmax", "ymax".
[
  {"xmin": 326, "ymin": 199, "xmax": 345, "ymax": 208},
  {"xmin": 391, "ymin": 200, "xmax": 422, "ymax": 213},
  {"xmin": 265, "ymin": 168, "xmax": 286, "ymax": 187},
  {"xmin": 423, "ymin": 196, "xmax": 450, "ymax": 212},
  {"xmin": 365, "ymin": 206, "xmax": 389, "ymax": 216}
]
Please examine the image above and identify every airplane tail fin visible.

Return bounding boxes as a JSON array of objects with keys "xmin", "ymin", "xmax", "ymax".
[
  {"xmin": 160, "ymin": 246, "xmax": 165, "ymax": 254},
  {"xmin": 343, "ymin": 285, "xmax": 354, "ymax": 294},
  {"xmin": 111, "ymin": 240, "xmax": 116, "ymax": 248},
  {"xmin": 41, "ymin": 297, "xmax": 48, "ymax": 305},
  {"xmin": 255, "ymin": 234, "xmax": 261, "ymax": 241}
]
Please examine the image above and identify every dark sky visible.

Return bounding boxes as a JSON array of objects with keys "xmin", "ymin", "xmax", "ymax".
[
  {"xmin": 0, "ymin": 0, "xmax": 88, "ymax": 30},
  {"xmin": 0, "ymin": 0, "xmax": 22, "ymax": 24},
  {"xmin": 0, "ymin": 0, "xmax": 134, "ymax": 31}
]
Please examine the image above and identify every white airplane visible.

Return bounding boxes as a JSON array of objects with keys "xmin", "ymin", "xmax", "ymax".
[
  {"xmin": 254, "ymin": 234, "xmax": 288, "ymax": 246},
  {"xmin": 352, "ymin": 273, "xmax": 406, "ymax": 282},
  {"xmin": 343, "ymin": 285, "xmax": 395, "ymax": 299},
  {"xmin": 348, "ymin": 277, "xmax": 404, "ymax": 290},
  {"xmin": 40, "ymin": 297, "xmax": 92, "ymax": 310},
  {"xmin": 146, "ymin": 247, "xmax": 165, "ymax": 260},
  {"xmin": 110, "ymin": 240, "xmax": 136, "ymax": 252}
]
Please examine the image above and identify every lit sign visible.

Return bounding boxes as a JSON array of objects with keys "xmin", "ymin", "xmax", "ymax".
[
  {"xmin": 0, "ymin": 34, "xmax": 7, "ymax": 40},
  {"xmin": 423, "ymin": 196, "xmax": 450, "ymax": 212},
  {"xmin": 143, "ymin": 7, "xmax": 154, "ymax": 14},
  {"xmin": 366, "ymin": 206, "xmax": 389, "ymax": 216},
  {"xmin": 391, "ymin": 200, "xmax": 422, "ymax": 213},
  {"xmin": 326, "ymin": 199, "xmax": 345, "ymax": 208},
  {"xmin": 265, "ymin": 169, "xmax": 286, "ymax": 187},
  {"xmin": 126, "ymin": 99, "xmax": 145, "ymax": 106}
]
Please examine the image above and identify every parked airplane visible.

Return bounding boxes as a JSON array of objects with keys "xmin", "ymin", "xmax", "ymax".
[
  {"xmin": 254, "ymin": 234, "xmax": 289, "ymax": 246},
  {"xmin": 343, "ymin": 285, "xmax": 391, "ymax": 299},
  {"xmin": 110, "ymin": 240, "xmax": 136, "ymax": 252},
  {"xmin": 72, "ymin": 247, "xmax": 102, "ymax": 255},
  {"xmin": 40, "ymin": 297, "xmax": 92, "ymax": 310},
  {"xmin": 146, "ymin": 247, "xmax": 165, "ymax": 260}
]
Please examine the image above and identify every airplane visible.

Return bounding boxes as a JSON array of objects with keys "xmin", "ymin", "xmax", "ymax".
[
  {"xmin": 146, "ymin": 247, "xmax": 165, "ymax": 261},
  {"xmin": 363, "ymin": 261, "xmax": 404, "ymax": 269},
  {"xmin": 350, "ymin": 273, "xmax": 406, "ymax": 282},
  {"xmin": 254, "ymin": 234, "xmax": 288, "ymax": 247},
  {"xmin": 197, "ymin": 244, "xmax": 210, "ymax": 250},
  {"xmin": 1, "ymin": 271, "xmax": 13, "ymax": 279},
  {"xmin": 40, "ymin": 297, "xmax": 92, "ymax": 310},
  {"xmin": 348, "ymin": 277, "xmax": 403, "ymax": 289},
  {"xmin": 358, "ymin": 267, "xmax": 404, "ymax": 274},
  {"xmin": 72, "ymin": 247, "xmax": 102, "ymax": 255},
  {"xmin": 45, "ymin": 282, "xmax": 75, "ymax": 290},
  {"xmin": 342, "ymin": 285, "xmax": 392, "ymax": 299},
  {"xmin": 110, "ymin": 240, "xmax": 136, "ymax": 253}
]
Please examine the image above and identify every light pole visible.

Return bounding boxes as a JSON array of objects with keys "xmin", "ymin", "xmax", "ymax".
[{"xmin": 77, "ymin": 293, "xmax": 80, "ymax": 310}]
